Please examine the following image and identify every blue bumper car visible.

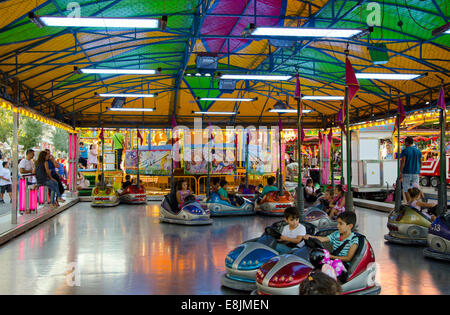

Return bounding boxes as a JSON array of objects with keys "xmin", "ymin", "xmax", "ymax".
[
  {"xmin": 205, "ymin": 193, "xmax": 255, "ymax": 217},
  {"xmin": 423, "ymin": 213, "xmax": 450, "ymax": 262},
  {"xmin": 160, "ymin": 192, "xmax": 213, "ymax": 225}
]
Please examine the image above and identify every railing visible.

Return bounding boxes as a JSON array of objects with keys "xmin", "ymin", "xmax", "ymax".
[{"xmin": 18, "ymin": 174, "xmax": 50, "ymax": 214}]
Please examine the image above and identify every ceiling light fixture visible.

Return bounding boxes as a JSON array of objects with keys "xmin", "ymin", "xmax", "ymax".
[
  {"xmin": 269, "ymin": 109, "xmax": 312, "ymax": 113},
  {"xmin": 81, "ymin": 68, "xmax": 156, "ymax": 75},
  {"xmin": 198, "ymin": 98, "xmax": 256, "ymax": 102},
  {"xmin": 193, "ymin": 111, "xmax": 237, "ymax": 115},
  {"xmin": 108, "ymin": 107, "xmax": 155, "ymax": 112},
  {"xmin": 302, "ymin": 96, "xmax": 344, "ymax": 100},
  {"xmin": 355, "ymin": 73, "xmax": 421, "ymax": 80},
  {"xmin": 39, "ymin": 16, "xmax": 160, "ymax": 28},
  {"xmin": 252, "ymin": 27, "xmax": 362, "ymax": 38},
  {"xmin": 220, "ymin": 74, "xmax": 292, "ymax": 81},
  {"xmin": 99, "ymin": 93, "xmax": 155, "ymax": 98}
]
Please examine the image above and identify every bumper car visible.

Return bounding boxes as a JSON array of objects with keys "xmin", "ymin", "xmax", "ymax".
[
  {"xmin": 91, "ymin": 185, "xmax": 120, "ymax": 207},
  {"xmin": 256, "ymin": 191, "xmax": 295, "ymax": 216},
  {"xmin": 423, "ymin": 213, "xmax": 450, "ymax": 262},
  {"xmin": 384, "ymin": 205, "xmax": 432, "ymax": 246},
  {"xmin": 119, "ymin": 185, "xmax": 147, "ymax": 204},
  {"xmin": 160, "ymin": 193, "xmax": 213, "ymax": 225},
  {"xmin": 236, "ymin": 185, "xmax": 260, "ymax": 202},
  {"xmin": 205, "ymin": 193, "xmax": 255, "ymax": 217},
  {"xmin": 221, "ymin": 220, "xmax": 333, "ymax": 291},
  {"xmin": 254, "ymin": 234, "xmax": 380, "ymax": 295},
  {"xmin": 304, "ymin": 207, "xmax": 338, "ymax": 230}
]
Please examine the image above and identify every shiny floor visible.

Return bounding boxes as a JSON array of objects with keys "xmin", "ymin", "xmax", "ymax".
[{"xmin": 0, "ymin": 202, "xmax": 448, "ymax": 295}]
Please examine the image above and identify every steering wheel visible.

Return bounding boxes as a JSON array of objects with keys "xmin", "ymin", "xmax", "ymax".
[
  {"xmin": 305, "ymin": 237, "xmax": 324, "ymax": 250},
  {"xmin": 264, "ymin": 226, "xmax": 281, "ymax": 239}
]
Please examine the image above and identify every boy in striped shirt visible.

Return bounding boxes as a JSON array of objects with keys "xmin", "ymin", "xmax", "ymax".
[{"xmin": 305, "ymin": 211, "xmax": 358, "ymax": 263}]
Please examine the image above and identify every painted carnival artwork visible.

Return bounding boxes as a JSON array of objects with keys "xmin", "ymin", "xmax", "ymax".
[{"xmin": 125, "ymin": 149, "xmax": 172, "ymax": 175}]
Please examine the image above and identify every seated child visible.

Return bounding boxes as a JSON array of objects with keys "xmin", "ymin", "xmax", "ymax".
[
  {"xmin": 304, "ymin": 178, "xmax": 319, "ymax": 203},
  {"xmin": 238, "ymin": 177, "xmax": 247, "ymax": 193},
  {"xmin": 408, "ymin": 187, "xmax": 438, "ymax": 221},
  {"xmin": 176, "ymin": 180, "xmax": 192, "ymax": 209},
  {"xmin": 305, "ymin": 211, "xmax": 359, "ymax": 282},
  {"xmin": 275, "ymin": 207, "xmax": 307, "ymax": 254},
  {"xmin": 210, "ymin": 178, "xmax": 220, "ymax": 194},
  {"xmin": 299, "ymin": 271, "xmax": 342, "ymax": 295},
  {"xmin": 261, "ymin": 176, "xmax": 278, "ymax": 197},
  {"xmin": 218, "ymin": 179, "xmax": 243, "ymax": 206},
  {"xmin": 328, "ymin": 185, "xmax": 346, "ymax": 219},
  {"xmin": 76, "ymin": 172, "xmax": 90, "ymax": 190},
  {"xmin": 317, "ymin": 186, "xmax": 334, "ymax": 213},
  {"xmin": 95, "ymin": 174, "xmax": 104, "ymax": 187},
  {"xmin": 122, "ymin": 175, "xmax": 132, "ymax": 190}
]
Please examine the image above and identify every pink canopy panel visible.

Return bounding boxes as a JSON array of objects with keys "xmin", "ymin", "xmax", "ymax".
[{"xmin": 201, "ymin": 0, "xmax": 286, "ymax": 54}]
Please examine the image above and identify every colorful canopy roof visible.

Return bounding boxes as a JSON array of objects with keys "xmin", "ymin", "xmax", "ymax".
[{"xmin": 0, "ymin": 0, "xmax": 448, "ymax": 129}]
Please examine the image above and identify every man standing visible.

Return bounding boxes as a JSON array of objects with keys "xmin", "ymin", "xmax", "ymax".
[
  {"xmin": 0, "ymin": 161, "xmax": 12, "ymax": 203},
  {"xmin": 112, "ymin": 128, "xmax": 125, "ymax": 171},
  {"xmin": 79, "ymin": 142, "xmax": 88, "ymax": 168},
  {"xmin": 400, "ymin": 137, "xmax": 422, "ymax": 203},
  {"xmin": 19, "ymin": 149, "xmax": 35, "ymax": 185}
]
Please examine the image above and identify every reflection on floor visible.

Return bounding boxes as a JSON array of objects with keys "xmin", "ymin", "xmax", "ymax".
[{"xmin": 0, "ymin": 202, "xmax": 448, "ymax": 295}]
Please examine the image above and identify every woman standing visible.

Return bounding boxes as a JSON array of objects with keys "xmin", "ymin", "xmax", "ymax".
[
  {"xmin": 35, "ymin": 151, "xmax": 62, "ymax": 208},
  {"xmin": 88, "ymin": 144, "xmax": 98, "ymax": 169}
]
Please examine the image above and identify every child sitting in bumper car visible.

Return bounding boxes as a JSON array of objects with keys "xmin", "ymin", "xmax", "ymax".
[
  {"xmin": 304, "ymin": 178, "xmax": 321, "ymax": 203},
  {"xmin": 122, "ymin": 174, "xmax": 132, "ymax": 190},
  {"xmin": 258, "ymin": 176, "xmax": 279, "ymax": 203},
  {"xmin": 305, "ymin": 211, "xmax": 359, "ymax": 283},
  {"xmin": 218, "ymin": 179, "xmax": 243, "ymax": 206},
  {"xmin": 328, "ymin": 185, "xmax": 346, "ymax": 219},
  {"xmin": 176, "ymin": 180, "xmax": 193, "ymax": 209},
  {"xmin": 407, "ymin": 187, "xmax": 438, "ymax": 222},
  {"xmin": 275, "ymin": 206, "xmax": 307, "ymax": 254}
]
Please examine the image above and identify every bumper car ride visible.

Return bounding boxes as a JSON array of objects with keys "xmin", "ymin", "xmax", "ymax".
[
  {"xmin": 160, "ymin": 194, "xmax": 213, "ymax": 225},
  {"xmin": 256, "ymin": 191, "xmax": 294, "ymax": 216},
  {"xmin": 91, "ymin": 186, "xmax": 120, "ymax": 207},
  {"xmin": 221, "ymin": 220, "xmax": 333, "ymax": 291},
  {"xmin": 384, "ymin": 205, "xmax": 432, "ymax": 246},
  {"xmin": 423, "ymin": 213, "xmax": 450, "ymax": 262},
  {"xmin": 254, "ymin": 234, "xmax": 380, "ymax": 295},
  {"xmin": 119, "ymin": 185, "xmax": 147, "ymax": 204},
  {"xmin": 205, "ymin": 193, "xmax": 255, "ymax": 217}
]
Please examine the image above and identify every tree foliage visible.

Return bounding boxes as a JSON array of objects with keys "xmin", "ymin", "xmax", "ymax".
[
  {"xmin": 52, "ymin": 128, "xmax": 69, "ymax": 153},
  {"xmin": 19, "ymin": 116, "xmax": 44, "ymax": 151}
]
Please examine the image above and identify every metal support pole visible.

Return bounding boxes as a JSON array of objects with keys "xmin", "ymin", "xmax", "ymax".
[
  {"xmin": 394, "ymin": 96, "xmax": 402, "ymax": 212},
  {"xmin": 11, "ymin": 110, "xmax": 19, "ymax": 224},
  {"xmin": 438, "ymin": 104, "xmax": 447, "ymax": 215},
  {"xmin": 136, "ymin": 130, "xmax": 140, "ymax": 189},
  {"xmin": 340, "ymin": 127, "xmax": 345, "ymax": 186},
  {"xmin": 345, "ymin": 86, "xmax": 354, "ymax": 211},
  {"xmin": 245, "ymin": 131, "xmax": 249, "ymax": 189},
  {"xmin": 297, "ymin": 99, "xmax": 305, "ymax": 220}
]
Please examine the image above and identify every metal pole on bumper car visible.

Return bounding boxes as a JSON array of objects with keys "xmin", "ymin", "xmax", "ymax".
[
  {"xmin": 394, "ymin": 93, "xmax": 402, "ymax": 212},
  {"xmin": 438, "ymin": 86, "xmax": 447, "ymax": 215}
]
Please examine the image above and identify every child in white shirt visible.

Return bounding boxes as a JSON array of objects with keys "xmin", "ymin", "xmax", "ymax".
[{"xmin": 276, "ymin": 206, "xmax": 307, "ymax": 254}]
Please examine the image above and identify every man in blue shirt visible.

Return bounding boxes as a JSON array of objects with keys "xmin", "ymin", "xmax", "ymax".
[
  {"xmin": 79, "ymin": 142, "xmax": 88, "ymax": 168},
  {"xmin": 400, "ymin": 137, "xmax": 422, "ymax": 203}
]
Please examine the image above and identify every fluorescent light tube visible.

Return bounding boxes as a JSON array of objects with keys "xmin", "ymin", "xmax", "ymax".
[
  {"xmin": 355, "ymin": 73, "xmax": 421, "ymax": 80},
  {"xmin": 194, "ymin": 111, "xmax": 236, "ymax": 115},
  {"xmin": 269, "ymin": 109, "xmax": 312, "ymax": 113},
  {"xmin": 302, "ymin": 96, "xmax": 344, "ymax": 100},
  {"xmin": 252, "ymin": 27, "xmax": 361, "ymax": 38},
  {"xmin": 109, "ymin": 108, "xmax": 155, "ymax": 112},
  {"xmin": 199, "ymin": 98, "xmax": 255, "ymax": 102},
  {"xmin": 40, "ymin": 17, "xmax": 159, "ymax": 28},
  {"xmin": 99, "ymin": 93, "xmax": 155, "ymax": 98},
  {"xmin": 81, "ymin": 69, "xmax": 156, "ymax": 75},
  {"xmin": 220, "ymin": 74, "xmax": 292, "ymax": 81}
]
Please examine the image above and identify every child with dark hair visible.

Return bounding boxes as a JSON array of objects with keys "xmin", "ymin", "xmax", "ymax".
[
  {"xmin": 261, "ymin": 176, "xmax": 278, "ymax": 197},
  {"xmin": 304, "ymin": 178, "xmax": 319, "ymax": 203},
  {"xmin": 176, "ymin": 180, "xmax": 191, "ymax": 209},
  {"xmin": 299, "ymin": 272, "xmax": 342, "ymax": 295},
  {"xmin": 210, "ymin": 177, "xmax": 220, "ymax": 194},
  {"xmin": 328, "ymin": 185, "xmax": 346, "ymax": 219},
  {"xmin": 305, "ymin": 212, "xmax": 358, "ymax": 275},
  {"xmin": 408, "ymin": 187, "xmax": 438, "ymax": 221},
  {"xmin": 275, "ymin": 206, "xmax": 307, "ymax": 254},
  {"xmin": 122, "ymin": 174, "xmax": 132, "ymax": 190},
  {"xmin": 218, "ymin": 179, "xmax": 231, "ymax": 204}
]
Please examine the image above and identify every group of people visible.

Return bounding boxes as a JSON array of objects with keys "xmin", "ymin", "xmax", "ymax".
[
  {"xmin": 17, "ymin": 149, "xmax": 67, "ymax": 208},
  {"xmin": 79, "ymin": 129, "xmax": 126, "ymax": 171}
]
